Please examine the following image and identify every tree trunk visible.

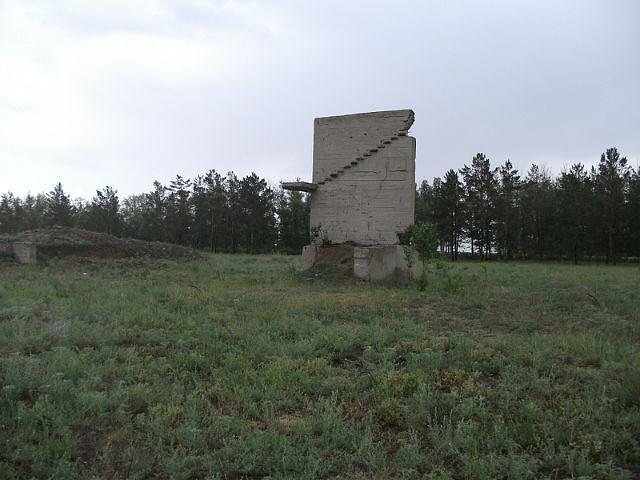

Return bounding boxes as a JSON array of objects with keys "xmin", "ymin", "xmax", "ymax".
[
  {"xmin": 608, "ymin": 198, "xmax": 615, "ymax": 264},
  {"xmin": 231, "ymin": 221, "xmax": 236, "ymax": 253},
  {"xmin": 210, "ymin": 212, "xmax": 215, "ymax": 252}
]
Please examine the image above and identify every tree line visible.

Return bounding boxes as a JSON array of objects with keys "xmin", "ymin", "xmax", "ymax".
[
  {"xmin": 0, "ymin": 147, "xmax": 638, "ymax": 262},
  {"xmin": 416, "ymin": 147, "xmax": 639, "ymax": 263},
  {"xmin": 0, "ymin": 171, "xmax": 309, "ymax": 254}
]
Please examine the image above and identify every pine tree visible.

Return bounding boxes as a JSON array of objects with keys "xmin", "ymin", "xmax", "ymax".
[
  {"xmin": 226, "ymin": 173, "xmax": 242, "ymax": 252},
  {"xmin": 166, "ymin": 175, "xmax": 193, "ymax": 245},
  {"xmin": 239, "ymin": 173, "xmax": 276, "ymax": 252},
  {"xmin": 45, "ymin": 183, "xmax": 74, "ymax": 227},
  {"xmin": 495, "ymin": 160, "xmax": 521, "ymax": 260},
  {"xmin": 431, "ymin": 177, "xmax": 446, "ymax": 250},
  {"xmin": 520, "ymin": 165, "xmax": 554, "ymax": 260},
  {"xmin": 594, "ymin": 148, "xmax": 630, "ymax": 263},
  {"xmin": 558, "ymin": 164, "xmax": 592, "ymax": 263},
  {"xmin": 191, "ymin": 170, "xmax": 229, "ymax": 251},
  {"xmin": 204, "ymin": 170, "xmax": 228, "ymax": 252},
  {"xmin": 432, "ymin": 170, "xmax": 464, "ymax": 260},
  {"xmin": 121, "ymin": 194, "xmax": 148, "ymax": 239},
  {"xmin": 0, "ymin": 193, "xmax": 18, "ymax": 234},
  {"xmin": 190, "ymin": 175, "xmax": 208, "ymax": 248},
  {"xmin": 19, "ymin": 194, "xmax": 47, "ymax": 231},
  {"xmin": 415, "ymin": 180, "xmax": 435, "ymax": 225},
  {"xmin": 87, "ymin": 186, "xmax": 121, "ymax": 235},
  {"xmin": 625, "ymin": 167, "xmax": 640, "ymax": 257},
  {"xmin": 143, "ymin": 181, "xmax": 167, "ymax": 242},
  {"xmin": 461, "ymin": 153, "xmax": 497, "ymax": 259},
  {"xmin": 277, "ymin": 187, "xmax": 310, "ymax": 254}
]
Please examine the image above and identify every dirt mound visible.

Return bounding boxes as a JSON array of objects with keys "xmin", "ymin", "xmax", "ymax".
[
  {"xmin": 304, "ymin": 244, "xmax": 354, "ymax": 278},
  {"xmin": 12, "ymin": 227, "xmax": 201, "ymax": 260}
]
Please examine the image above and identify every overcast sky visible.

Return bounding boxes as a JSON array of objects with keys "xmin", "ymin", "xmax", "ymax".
[{"xmin": 1, "ymin": 0, "xmax": 639, "ymax": 199}]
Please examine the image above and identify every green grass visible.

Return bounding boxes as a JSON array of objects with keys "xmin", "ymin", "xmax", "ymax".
[{"xmin": 0, "ymin": 255, "xmax": 639, "ymax": 479}]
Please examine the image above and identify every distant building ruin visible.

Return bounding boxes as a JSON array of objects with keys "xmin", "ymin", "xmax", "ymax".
[
  {"xmin": 0, "ymin": 238, "xmax": 36, "ymax": 264},
  {"xmin": 283, "ymin": 109, "xmax": 419, "ymax": 282}
]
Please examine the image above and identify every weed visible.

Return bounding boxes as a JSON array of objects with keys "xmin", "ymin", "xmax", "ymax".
[{"xmin": 0, "ymin": 256, "xmax": 638, "ymax": 478}]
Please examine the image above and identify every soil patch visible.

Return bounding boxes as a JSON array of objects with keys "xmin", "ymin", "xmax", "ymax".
[{"xmin": 310, "ymin": 244, "xmax": 354, "ymax": 277}]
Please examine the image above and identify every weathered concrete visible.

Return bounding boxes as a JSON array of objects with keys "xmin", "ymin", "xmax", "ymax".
[
  {"xmin": 281, "ymin": 181, "xmax": 317, "ymax": 193},
  {"xmin": 284, "ymin": 109, "xmax": 417, "ymax": 283},
  {"xmin": 0, "ymin": 240, "xmax": 11, "ymax": 256},
  {"xmin": 12, "ymin": 242, "xmax": 37, "ymax": 264},
  {"xmin": 301, "ymin": 244, "xmax": 317, "ymax": 270},
  {"xmin": 0, "ymin": 240, "xmax": 37, "ymax": 263},
  {"xmin": 353, "ymin": 245, "xmax": 420, "ymax": 283},
  {"xmin": 309, "ymin": 110, "xmax": 415, "ymax": 246},
  {"xmin": 302, "ymin": 244, "xmax": 420, "ymax": 283}
]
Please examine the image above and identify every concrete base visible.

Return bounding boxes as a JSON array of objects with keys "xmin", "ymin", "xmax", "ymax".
[
  {"xmin": 13, "ymin": 242, "xmax": 37, "ymax": 264},
  {"xmin": 353, "ymin": 245, "xmax": 419, "ymax": 283},
  {"xmin": 301, "ymin": 244, "xmax": 420, "ymax": 284},
  {"xmin": 0, "ymin": 240, "xmax": 11, "ymax": 256},
  {"xmin": 0, "ymin": 240, "xmax": 37, "ymax": 264},
  {"xmin": 301, "ymin": 244, "xmax": 317, "ymax": 270}
]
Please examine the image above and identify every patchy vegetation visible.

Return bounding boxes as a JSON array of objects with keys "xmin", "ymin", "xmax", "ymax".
[{"xmin": 0, "ymin": 256, "xmax": 638, "ymax": 478}]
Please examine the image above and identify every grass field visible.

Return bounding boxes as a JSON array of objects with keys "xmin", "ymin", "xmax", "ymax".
[{"xmin": 0, "ymin": 255, "xmax": 639, "ymax": 479}]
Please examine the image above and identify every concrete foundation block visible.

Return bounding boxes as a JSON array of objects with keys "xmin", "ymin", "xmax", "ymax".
[
  {"xmin": 353, "ymin": 245, "xmax": 419, "ymax": 284},
  {"xmin": 301, "ymin": 244, "xmax": 318, "ymax": 270},
  {"xmin": 0, "ymin": 240, "xmax": 11, "ymax": 256},
  {"xmin": 301, "ymin": 243, "xmax": 420, "ymax": 284},
  {"xmin": 12, "ymin": 242, "xmax": 37, "ymax": 264}
]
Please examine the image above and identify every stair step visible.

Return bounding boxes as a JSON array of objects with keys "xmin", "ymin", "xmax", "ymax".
[
  {"xmin": 350, "ymin": 161, "xmax": 359, "ymax": 165},
  {"xmin": 330, "ymin": 173, "xmax": 338, "ymax": 178},
  {"xmin": 343, "ymin": 165, "xmax": 351, "ymax": 169},
  {"xmin": 369, "ymin": 148, "xmax": 378, "ymax": 152},
  {"xmin": 398, "ymin": 132, "xmax": 407, "ymax": 136},
  {"xmin": 377, "ymin": 144, "xmax": 386, "ymax": 149},
  {"xmin": 317, "ymin": 181, "xmax": 325, "ymax": 185},
  {"xmin": 390, "ymin": 136, "xmax": 398, "ymax": 140},
  {"xmin": 363, "ymin": 152, "xmax": 372, "ymax": 157},
  {"xmin": 383, "ymin": 140, "xmax": 391, "ymax": 144}
]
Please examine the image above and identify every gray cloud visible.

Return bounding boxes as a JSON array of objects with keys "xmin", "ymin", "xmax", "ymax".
[{"xmin": 1, "ymin": 0, "xmax": 638, "ymax": 198}]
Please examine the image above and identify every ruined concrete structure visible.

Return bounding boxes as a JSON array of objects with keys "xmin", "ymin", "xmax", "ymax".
[
  {"xmin": 0, "ymin": 239, "xmax": 37, "ymax": 264},
  {"xmin": 283, "ymin": 109, "xmax": 419, "ymax": 282}
]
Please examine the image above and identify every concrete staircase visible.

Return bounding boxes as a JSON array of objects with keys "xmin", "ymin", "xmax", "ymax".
[{"xmin": 316, "ymin": 129, "xmax": 409, "ymax": 185}]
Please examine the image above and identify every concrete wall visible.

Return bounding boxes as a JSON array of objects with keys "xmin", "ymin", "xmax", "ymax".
[
  {"xmin": 309, "ymin": 110, "xmax": 415, "ymax": 245},
  {"xmin": 13, "ymin": 242, "xmax": 37, "ymax": 264},
  {"xmin": 0, "ymin": 240, "xmax": 11, "ymax": 256},
  {"xmin": 301, "ymin": 244, "xmax": 420, "ymax": 284},
  {"xmin": 353, "ymin": 245, "xmax": 420, "ymax": 284},
  {"xmin": 0, "ymin": 240, "xmax": 37, "ymax": 263}
]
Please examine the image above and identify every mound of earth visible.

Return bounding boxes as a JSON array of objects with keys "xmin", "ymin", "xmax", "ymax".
[{"xmin": 12, "ymin": 227, "xmax": 201, "ymax": 260}]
